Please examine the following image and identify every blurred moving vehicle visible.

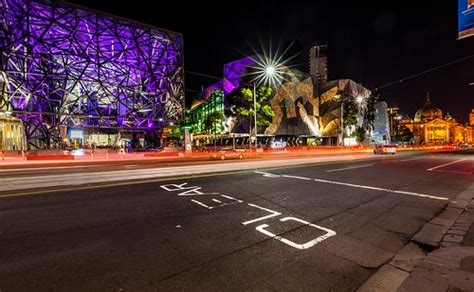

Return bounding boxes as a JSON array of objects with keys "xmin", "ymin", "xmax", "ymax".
[
  {"xmin": 211, "ymin": 148, "xmax": 245, "ymax": 160},
  {"xmin": 374, "ymin": 144, "xmax": 396, "ymax": 155}
]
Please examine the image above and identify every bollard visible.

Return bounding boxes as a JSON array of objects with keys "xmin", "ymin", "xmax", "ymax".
[
  {"xmin": 1, "ymin": 150, "xmax": 4, "ymax": 161},
  {"xmin": 91, "ymin": 151, "xmax": 94, "ymax": 160},
  {"xmin": 106, "ymin": 150, "xmax": 109, "ymax": 160},
  {"xmin": 21, "ymin": 150, "xmax": 25, "ymax": 160}
]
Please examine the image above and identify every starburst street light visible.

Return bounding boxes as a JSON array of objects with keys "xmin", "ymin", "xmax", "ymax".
[
  {"xmin": 265, "ymin": 66, "xmax": 275, "ymax": 76},
  {"xmin": 242, "ymin": 40, "xmax": 299, "ymax": 149},
  {"xmin": 247, "ymin": 55, "xmax": 286, "ymax": 150},
  {"xmin": 248, "ymin": 54, "xmax": 287, "ymax": 88}
]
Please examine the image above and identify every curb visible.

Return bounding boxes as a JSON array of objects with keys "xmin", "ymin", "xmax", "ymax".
[{"xmin": 358, "ymin": 183, "xmax": 474, "ymax": 292}]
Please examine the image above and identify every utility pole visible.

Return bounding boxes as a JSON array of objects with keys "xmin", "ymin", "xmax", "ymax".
[
  {"xmin": 253, "ymin": 82, "xmax": 258, "ymax": 150},
  {"xmin": 340, "ymin": 101, "xmax": 344, "ymax": 147}
]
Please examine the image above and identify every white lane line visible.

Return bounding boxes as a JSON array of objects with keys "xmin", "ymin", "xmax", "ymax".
[
  {"xmin": 313, "ymin": 178, "xmax": 448, "ymax": 201},
  {"xmin": 282, "ymin": 175, "xmax": 312, "ymax": 181},
  {"xmin": 256, "ymin": 171, "xmax": 449, "ymax": 201},
  {"xmin": 254, "ymin": 171, "xmax": 281, "ymax": 178},
  {"xmin": 325, "ymin": 164, "xmax": 374, "ymax": 173},
  {"xmin": 400, "ymin": 157, "xmax": 423, "ymax": 162},
  {"xmin": 0, "ymin": 154, "xmax": 400, "ymax": 193},
  {"xmin": 427, "ymin": 159, "xmax": 466, "ymax": 171}
]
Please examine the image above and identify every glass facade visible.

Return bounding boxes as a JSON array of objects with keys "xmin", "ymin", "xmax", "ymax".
[
  {"xmin": 188, "ymin": 90, "xmax": 225, "ymax": 134},
  {"xmin": 0, "ymin": 115, "xmax": 24, "ymax": 150},
  {"xmin": 0, "ymin": 0, "xmax": 184, "ymax": 149}
]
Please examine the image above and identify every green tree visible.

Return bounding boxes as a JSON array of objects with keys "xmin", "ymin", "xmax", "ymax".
[
  {"xmin": 228, "ymin": 85, "xmax": 275, "ymax": 133},
  {"xmin": 342, "ymin": 98, "xmax": 358, "ymax": 129},
  {"xmin": 395, "ymin": 125, "xmax": 413, "ymax": 144},
  {"xmin": 354, "ymin": 126, "xmax": 366, "ymax": 145},
  {"xmin": 167, "ymin": 125, "xmax": 182, "ymax": 139},
  {"xmin": 363, "ymin": 94, "xmax": 378, "ymax": 131}
]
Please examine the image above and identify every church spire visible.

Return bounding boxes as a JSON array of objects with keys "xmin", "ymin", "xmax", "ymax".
[{"xmin": 426, "ymin": 92, "xmax": 431, "ymax": 104}]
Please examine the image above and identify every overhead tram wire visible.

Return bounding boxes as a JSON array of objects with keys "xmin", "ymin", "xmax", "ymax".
[
  {"xmin": 374, "ymin": 53, "xmax": 474, "ymax": 91},
  {"xmin": 185, "ymin": 70, "xmax": 222, "ymax": 81},
  {"xmin": 186, "ymin": 54, "xmax": 474, "ymax": 101}
]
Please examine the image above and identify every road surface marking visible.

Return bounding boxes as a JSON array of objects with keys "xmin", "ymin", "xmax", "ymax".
[
  {"xmin": 282, "ymin": 175, "xmax": 312, "ymax": 180},
  {"xmin": 256, "ymin": 171, "xmax": 449, "ymax": 201},
  {"xmin": 0, "ymin": 154, "xmax": 397, "ymax": 198},
  {"xmin": 314, "ymin": 178, "xmax": 448, "ymax": 200},
  {"xmin": 325, "ymin": 164, "xmax": 374, "ymax": 173},
  {"xmin": 0, "ymin": 154, "xmax": 391, "ymax": 193},
  {"xmin": 241, "ymin": 203, "xmax": 282, "ymax": 225},
  {"xmin": 254, "ymin": 171, "xmax": 281, "ymax": 178},
  {"xmin": 0, "ymin": 170, "xmax": 255, "ymax": 199},
  {"xmin": 427, "ymin": 159, "xmax": 466, "ymax": 171},
  {"xmin": 160, "ymin": 181, "xmax": 337, "ymax": 250},
  {"xmin": 220, "ymin": 194, "xmax": 243, "ymax": 203},
  {"xmin": 160, "ymin": 183, "xmax": 199, "ymax": 192},
  {"xmin": 190, "ymin": 199, "xmax": 213, "ymax": 209},
  {"xmin": 400, "ymin": 157, "xmax": 423, "ymax": 162},
  {"xmin": 255, "ymin": 217, "xmax": 336, "ymax": 250}
]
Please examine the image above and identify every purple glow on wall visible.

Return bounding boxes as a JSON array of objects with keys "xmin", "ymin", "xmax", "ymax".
[
  {"xmin": 0, "ymin": 0, "xmax": 184, "ymax": 148},
  {"xmin": 223, "ymin": 56, "xmax": 256, "ymax": 94}
]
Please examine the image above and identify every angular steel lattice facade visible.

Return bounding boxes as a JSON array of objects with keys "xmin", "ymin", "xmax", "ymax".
[{"xmin": 0, "ymin": 0, "xmax": 184, "ymax": 148}]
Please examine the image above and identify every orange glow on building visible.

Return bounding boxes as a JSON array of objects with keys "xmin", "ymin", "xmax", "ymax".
[{"xmin": 398, "ymin": 97, "xmax": 473, "ymax": 145}]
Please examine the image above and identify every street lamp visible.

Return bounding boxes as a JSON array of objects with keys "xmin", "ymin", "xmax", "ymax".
[
  {"xmin": 248, "ymin": 56, "xmax": 285, "ymax": 150},
  {"xmin": 340, "ymin": 95, "xmax": 366, "ymax": 147}
]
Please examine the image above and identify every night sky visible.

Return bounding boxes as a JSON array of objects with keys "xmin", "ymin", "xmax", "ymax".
[{"xmin": 68, "ymin": 0, "xmax": 474, "ymax": 122}]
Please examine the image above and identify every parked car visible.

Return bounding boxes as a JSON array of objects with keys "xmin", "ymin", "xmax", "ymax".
[
  {"xmin": 373, "ymin": 144, "xmax": 396, "ymax": 155},
  {"xmin": 211, "ymin": 148, "xmax": 245, "ymax": 160}
]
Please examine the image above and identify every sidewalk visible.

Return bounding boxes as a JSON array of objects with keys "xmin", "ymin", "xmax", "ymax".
[{"xmin": 358, "ymin": 183, "xmax": 474, "ymax": 291}]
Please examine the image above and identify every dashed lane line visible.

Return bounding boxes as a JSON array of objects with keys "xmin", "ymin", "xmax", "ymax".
[
  {"xmin": 400, "ymin": 157, "xmax": 423, "ymax": 162},
  {"xmin": 256, "ymin": 171, "xmax": 449, "ymax": 201},
  {"xmin": 325, "ymin": 164, "xmax": 374, "ymax": 172},
  {"xmin": 427, "ymin": 159, "xmax": 466, "ymax": 171}
]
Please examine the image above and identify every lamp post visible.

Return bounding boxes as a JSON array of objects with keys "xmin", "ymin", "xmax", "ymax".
[
  {"xmin": 253, "ymin": 82, "xmax": 257, "ymax": 150},
  {"xmin": 250, "ymin": 65, "xmax": 277, "ymax": 150},
  {"xmin": 340, "ymin": 100, "xmax": 344, "ymax": 147},
  {"xmin": 340, "ymin": 95, "xmax": 365, "ymax": 147}
]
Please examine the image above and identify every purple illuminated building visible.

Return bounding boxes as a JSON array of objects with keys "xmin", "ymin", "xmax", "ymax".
[
  {"xmin": 0, "ymin": 0, "xmax": 184, "ymax": 149},
  {"xmin": 223, "ymin": 56, "xmax": 256, "ymax": 95}
]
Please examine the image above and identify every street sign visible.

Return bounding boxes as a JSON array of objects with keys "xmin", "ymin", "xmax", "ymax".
[{"xmin": 459, "ymin": 0, "xmax": 474, "ymax": 39}]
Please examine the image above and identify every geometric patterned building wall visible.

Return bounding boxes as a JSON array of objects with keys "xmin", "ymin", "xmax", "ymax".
[{"xmin": 0, "ymin": 0, "xmax": 183, "ymax": 148}]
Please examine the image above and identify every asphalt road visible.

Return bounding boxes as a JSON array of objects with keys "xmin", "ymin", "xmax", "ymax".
[{"xmin": 0, "ymin": 150, "xmax": 472, "ymax": 291}]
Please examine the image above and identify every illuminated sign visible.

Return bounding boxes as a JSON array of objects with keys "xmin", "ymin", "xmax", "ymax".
[{"xmin": 459, "ymin": 0, "xmax": 474, "ymax": 39}]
